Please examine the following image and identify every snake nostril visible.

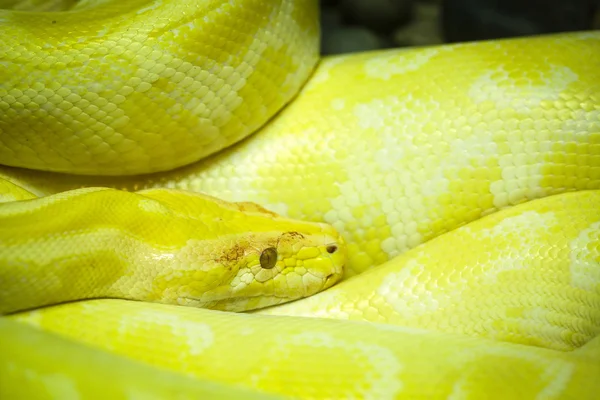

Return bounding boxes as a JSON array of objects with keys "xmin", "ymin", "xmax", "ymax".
[{"xmin": 326, "ymin": 245, "xmax": 338, "ymax": 254}]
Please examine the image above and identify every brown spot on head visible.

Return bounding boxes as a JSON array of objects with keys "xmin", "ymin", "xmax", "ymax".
[
  {"xmin": 216, "ymin": 242, "xmax": 246, "ymax": 265},
  {"xmin": 286, "ymin": 231, "xmax": 305, "ymax": 239},
  {"xmin": 274, "ymin": 231, "xmax": 308, "ymax": 250}
]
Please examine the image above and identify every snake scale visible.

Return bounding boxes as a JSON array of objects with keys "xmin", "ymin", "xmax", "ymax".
[{"xmin": 1, "ymin": 0, "xmax": 600, "ymax": 398}]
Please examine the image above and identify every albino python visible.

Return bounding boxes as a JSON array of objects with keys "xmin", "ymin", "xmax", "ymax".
[{"xmin": 0, "ymin": 0, "xmax": 599, "ymax": 398}]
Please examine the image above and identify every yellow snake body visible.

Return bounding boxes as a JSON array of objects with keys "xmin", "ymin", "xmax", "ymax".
[
  {"xmin": 0, "ymin": 184, "xmax": 344, "ymax": 315},
  {"xmin": 1, "ymin": 0, "xmax": 600, "ymax": 398},
  {"xmin": 0, "ymin": 0, "xmax": 319, "ymax": 175}
]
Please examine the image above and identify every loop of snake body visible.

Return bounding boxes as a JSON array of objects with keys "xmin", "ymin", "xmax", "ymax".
[{"xmin": 1, "ymin": 0, "xmax": 599, "ymax": 399}]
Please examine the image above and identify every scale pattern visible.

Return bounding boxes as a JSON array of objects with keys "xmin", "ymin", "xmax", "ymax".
[
  {"xmin": 2, "ymin": 32, "xmax": 599, "ymax": 277},
  {"xmin": 0, "ymin": 0, "xmax": 319, "ymax": 174},
  {"xmin": 8, "ymin": 298, "xmax": 600, "ymax": 399},
  {"xmin": 0, "ymin": 319, "xmax": 281, "ymax": 399},
  {"xmin": 258, "ymin": 190, "xmax": 600, "ymax": 352},
  {"xmin": 0, "ymin": 0, "xmax": 599, "ymax": 398}
]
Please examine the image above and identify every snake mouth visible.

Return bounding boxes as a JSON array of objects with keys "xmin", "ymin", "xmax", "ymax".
[
  {"xmin": 322, "ymin": 266, "xmax": 344, "ymax": 290},
  {"xmin": 325, "ymin": 273, "xmax": 336, "ymax": 286}
]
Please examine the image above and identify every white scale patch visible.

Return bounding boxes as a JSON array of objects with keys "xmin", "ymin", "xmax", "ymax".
[
  {"xmin": 466, "ymin": 64, "xmax": 594, "ymax": 212},
  {"xmin": 264, "ymin": 202, "xmax": 289, "ymax": 217},
  {"xmin": 475, "ymin": 211, "xmax": 557, "ymax": 283},
  {"xmin": 364, "ymin": 48, "xmax": 441, "ymax": 80},
  {"xmin": 468, "ymin": 65, "xmax": 578, "ymax": 110},
  {"xmin": 569, "ymin": 221, "xmax": 600, "ymax": 292},
  {"xmin": 285, "ymin": 331, "xmax": 403, "ymax": 399},
  {"xmin": 138, "ymin": 198, "xmax": 170, "ymax": 214},
  {"xmin": 303, "ymin": 56, "xmax": 350, "ymax": 88},
  {"xmin": 135, "ymin": 0, "xmax": 164, "ymax": 15},
  {"xmin": 120, "ymin": 310, "xmax": 214, "ymax": 356},
  {"xmin": 125, "ymin": 388, "xmax": 164, "ymax": 400},
  {"xmin": 467, "ymin": 64, "xmax": 584, "ymax": 210},
  {"xmin": 169, "ymin": 319, "xmax": 214, "ymax": 356},
  {"xmin": 376, "ymin": 258, "xmax": 442, "ymax": 316},
  {"xmin": 537, "ymin": 362, "xmax": 576, "ymax": 399},
  {"xmin": 331, "ymin": 98, "xmax": 345, "ymax": 111},
  {"xmin": 480, "ymin": 211, "xmax": 556, "ymax": 238},
  {"xmin": 447, "ymin": 345, "xmax": 574, "ymax": 399},
  {"xmin": 349, "ymin": 95, "xmax": 508, "ymax": 259},
  {"xmin": 40, "ymin": 373, "xmax": 80, "ymax": 400}
]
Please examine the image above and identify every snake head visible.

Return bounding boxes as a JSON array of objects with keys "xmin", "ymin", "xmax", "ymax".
[
  {"xmin": 139, "ymin": 191, "xmax": 346, "ymax": 312},
  {"xmin": 211, "ymin": 224, "xmax": 346, "ymax": 312}
]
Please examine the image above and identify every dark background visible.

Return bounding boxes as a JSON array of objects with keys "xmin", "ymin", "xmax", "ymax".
[{"xmin": 320, "ymin": 0, "xmax": 600, "ymax": 54}]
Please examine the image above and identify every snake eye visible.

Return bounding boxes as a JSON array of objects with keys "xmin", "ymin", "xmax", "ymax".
[{"xmin": 259, "ymin": 247, "xmax": 278, "ymax": 269}]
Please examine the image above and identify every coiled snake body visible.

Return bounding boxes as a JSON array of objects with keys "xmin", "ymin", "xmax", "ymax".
[{"xmin": 0, "ymin": 0, "xmax": 599, "ymax": 398}]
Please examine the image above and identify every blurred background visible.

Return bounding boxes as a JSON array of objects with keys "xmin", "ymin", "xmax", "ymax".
[{"xmin": 320, "ymin": 0, "xmax": 600, "ymax": 54}]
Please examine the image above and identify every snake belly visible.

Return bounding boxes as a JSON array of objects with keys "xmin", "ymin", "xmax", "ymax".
[{"xmin": 1, "ymin": 0, "xmax": 600, "ymax": 398}]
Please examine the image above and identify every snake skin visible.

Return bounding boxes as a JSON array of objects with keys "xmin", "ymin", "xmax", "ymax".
[{"xmin": 1, "ymin": 0, "xmax": 599, "ymax": 398}]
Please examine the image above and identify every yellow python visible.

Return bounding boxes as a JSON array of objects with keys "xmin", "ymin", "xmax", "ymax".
[{"xmin": 1, "ymin": 0, "xmax": 600, "ymax": 398}]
